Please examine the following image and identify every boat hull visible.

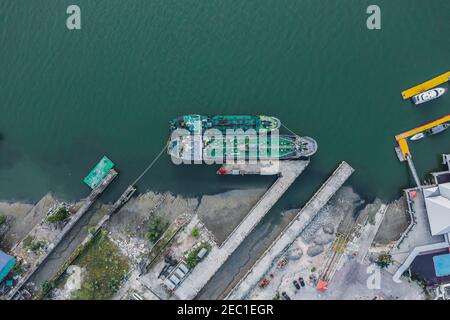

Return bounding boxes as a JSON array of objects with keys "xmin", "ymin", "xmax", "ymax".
[
  {"xmin": 412, "ymin": 87, "xmax": 446, "ymax": 105},
  {"xmin": 168, "ymin": 134, "xmax": 317, "ymax": 163},
  {"xmin": 410, "ymin": 123, "xmax": 450, "ymax": 141}
]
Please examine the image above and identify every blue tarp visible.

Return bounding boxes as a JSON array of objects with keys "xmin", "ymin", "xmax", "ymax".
[
  {"xmin": 0, "ymin": 250, "xmax": 16, "ymax": 283},
  {"xmin": 433, "ymin": 253, "xmax": 450, "ymax": 277}
]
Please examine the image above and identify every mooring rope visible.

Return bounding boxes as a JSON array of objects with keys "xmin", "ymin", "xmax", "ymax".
[
  {"xmin": 281, "ymin": 123, "xmax": 300, "ymax": 137},
  {"xmin": 131, "ymin": 140, "xmax": 169, "ymax": 186}
]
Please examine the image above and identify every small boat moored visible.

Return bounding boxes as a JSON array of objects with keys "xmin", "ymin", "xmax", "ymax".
[
  {"xmin": 410, "ymin": 123, "xmax": 450, "ymax": 141},
  {"xmin": 411, "ymin": 87, "xmax": 446, "ymax": 105}
]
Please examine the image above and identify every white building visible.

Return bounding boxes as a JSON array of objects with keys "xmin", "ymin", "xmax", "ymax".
[{"xmin": 423, "ymin": 182, "xmax": 450, "ymax": 240}]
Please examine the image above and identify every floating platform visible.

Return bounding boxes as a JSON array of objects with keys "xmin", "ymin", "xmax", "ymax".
[
  {"xmin": 395, "ymin": 113, "xmax": 450, "ymax": 159},
  {"xmin": 401, "ymin": 71, "xmax": 450, "ymax": 100},
  {"xmin": 394, "ymin": 146, "xmax": 405, "ymax": 162},
  {"xmin": 83, "ymin": 156, "xmax": 115, "ymax": 189}
]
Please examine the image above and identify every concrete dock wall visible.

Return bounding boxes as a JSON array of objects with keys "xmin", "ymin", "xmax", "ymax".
[
  {"xmin": 173, "ymin": 160, "xmax": 309, "ymax": 300},
  {"xmin": 226, "ymin": 161, "xmax": 354, "ymax": 300}
]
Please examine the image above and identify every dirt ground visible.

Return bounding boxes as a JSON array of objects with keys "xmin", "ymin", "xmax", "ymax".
[
  {"xmin": 197, "ymin": 188, "xmax": 267, "ymax": 245},
  {"xmin": 107, "ymin": 191, "xmax": 199, "ymax": 240},
  {"xmin": 102, "ymin": 188, "xmax": 269, "ymax": 299},
  {"xmin": 245, "ymin": 189, "xmax": 424, "ymax": 300},
  {"xmin": 0, "ymin": 193, "xmax": 56, "ymax": 251},
  {"xmin": 242, "ymin": 187, "xmax": 364, "ymax": 299},
  {"xmin": 374, "ymin": 196, "xmax": 409, "ymax": 245}
]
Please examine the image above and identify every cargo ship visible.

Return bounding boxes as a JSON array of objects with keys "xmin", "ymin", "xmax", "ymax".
[
  {"xmin": 169, "ymin": 114, "xmax": 281, "ymax": 134},
  {"xmin": 168, "ymin": 134, "xmax": 317, "ymax": 162}
]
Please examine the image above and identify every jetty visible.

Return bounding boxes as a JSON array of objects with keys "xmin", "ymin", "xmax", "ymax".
[
  {"xmin": 395, "ymin": 113, "xmax": 450, "ymax": 159},
  {"xmin": 394, "ymin": 114, "xmax": 450, "ymax": 187},
  {"xmin": 226, "ymin": 161, "xmax": 354, "ymax": 299},
  {"xmin": 401, "ymin": 71, "xmax": 450, "ymax": 100},
  {"xmin": 173, "ymin": 160, "xmax": 310, "ymax": 300}
]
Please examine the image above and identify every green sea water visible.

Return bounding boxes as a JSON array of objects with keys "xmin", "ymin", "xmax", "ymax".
[{"xmin": 1, "ymin": 0, "xmax": 449, "ymax": 203}]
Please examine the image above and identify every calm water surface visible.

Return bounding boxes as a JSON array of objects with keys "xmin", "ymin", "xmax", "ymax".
[{"xmin": 0, "ymin": 0, "xmax": 449, "ymax": 204}]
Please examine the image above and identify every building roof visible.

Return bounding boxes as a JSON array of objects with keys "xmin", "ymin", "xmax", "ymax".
[
  {"xmin": 0, "ymin": 250, "xmax": 16, "ymax": 283},
  {"xmin": 424, "ymin": 183, "xmax": 450, "ymax": 236}
]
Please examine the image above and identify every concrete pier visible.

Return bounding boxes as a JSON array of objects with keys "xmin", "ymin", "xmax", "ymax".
[
  {"xmin": 406, "ymin": 155, "xmax": 422, "ymax": 188},
  {"xmin": 173, "ymin": 160, "xmax": 310, "ymax": 300},
  {"xmin": 226, "ymin": 161, "xmax": 354, "ymax": 300},
  {"xmin": 8, "ymin": 169, "xmax": 118, "ymax": 300}
]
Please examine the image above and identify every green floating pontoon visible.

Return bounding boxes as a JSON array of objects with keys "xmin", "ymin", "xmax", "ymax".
[{"xmin": 83, "ymin": 156, "xmax": 115, "ymax": 189}]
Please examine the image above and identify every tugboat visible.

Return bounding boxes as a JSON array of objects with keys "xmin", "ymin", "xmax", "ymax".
[
  {"xmin": 410, "ymin": 123, "xmax": 450, "ymax": 141},
  {"xmin": 411, "ymin": 87, "xmax": 446, "ymax": 105}
]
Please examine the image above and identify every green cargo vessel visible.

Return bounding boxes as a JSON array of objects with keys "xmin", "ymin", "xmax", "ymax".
[
  {"xmin": 169, "ymin": 114, "xmax": 281, "ymax": 134},
  {"xmin": 168, "ymin": 134, "xmax": 317, "ymax": 162}
]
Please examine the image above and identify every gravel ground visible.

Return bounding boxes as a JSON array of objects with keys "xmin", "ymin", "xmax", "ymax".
[
  {"xmin": 302, "ymin": 186, "xmax": 363, "ymax": 243},
  {"xmin": 374, "ymin": 196, "xmax": 409, "ymax": 245}
]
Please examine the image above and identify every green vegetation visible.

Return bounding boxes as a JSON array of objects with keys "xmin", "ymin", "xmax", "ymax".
[
  {"xmin": 35, "ymin": 235, "xmax": 98, "ymax": 300},
  {"xmin": 147, "ymin": 225, "xmax": 179, "ymax": 270},
  {"xmin": 410, "ymin": 273, "xmax": 427, "ymax": 289},
  {"xmin": 272, "ymin": 292, "xmax": 280, "ymax": 300},
  {"xmin": 12, "ymin": 260, "xmax": 26, "ymax": 276},
  {"xmin": 71, "ymin": 231, "xmax": 129, "ymax": 300},
  {"xmin": 184, "ymin": 242, "xmax": 211, "ymax": 269},
  {"xmin": 41, "ymin": 280, "xmax": 55, "ymax": 293},
  {"xmin": 88, "ymin": 226, "xmax": 96, "ymax": 236},
  {"xmin": 146, "ymin": 218, "xmax": 167, "ymax": 243},
  {"xmin": 191, "ymin": 227, "xmax": 199, "ymax": 238},
  {"xmin": 376, "ymin": 253, "xmax": 393, "ymax": 268},
  {"xmin": 23, "ymin": 236, "xmax": 46, "ymax": 252},
  {"xmin": 311, "ymin": 267, "xmax": 316, "ymax": 273},
  {"xmin": 47, "ymin": 207, "xmax": 70, "ymax": 224},
  {"xmin": 0, "ymin": 215, "xmax": 6, "ymax": 226}
]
